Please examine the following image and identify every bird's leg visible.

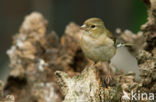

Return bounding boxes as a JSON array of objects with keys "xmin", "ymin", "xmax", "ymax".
[
  {"xmin": 88, "ymin": 59, "xmax": 96, "ymax": 67},
  {"xmin": 104, "ymin": 61, "xmax": 113, "ymax": 84}
]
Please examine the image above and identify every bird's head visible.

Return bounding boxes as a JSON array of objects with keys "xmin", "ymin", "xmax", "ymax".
[{"xmin": 80, "ymin": 18, "xmax": 105, "ymax": 37}]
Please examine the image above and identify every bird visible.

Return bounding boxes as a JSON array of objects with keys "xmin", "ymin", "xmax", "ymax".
[{"xmin": 79, "ymin": 18, "xmax": 118, "ymax": 84}]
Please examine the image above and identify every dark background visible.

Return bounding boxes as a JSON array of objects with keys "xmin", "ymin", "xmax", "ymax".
[{"xmin": 0, "ymin": 0, "xmax": 147, "ymax": 80}]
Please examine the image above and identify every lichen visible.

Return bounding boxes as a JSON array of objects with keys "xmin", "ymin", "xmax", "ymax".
[{"xmin": 0, "ymin": 80, "xmax": 15, "ymax": 102}]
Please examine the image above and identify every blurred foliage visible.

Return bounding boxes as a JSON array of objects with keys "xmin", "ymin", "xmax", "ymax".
[{"xmin": 130, "ymin": 0, "xmax": 147, "ymax": 33}]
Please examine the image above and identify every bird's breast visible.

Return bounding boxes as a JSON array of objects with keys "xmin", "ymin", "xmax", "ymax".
[{"xmin": 80, "ymin": 35, "xmax": 116, "ymax": 62}]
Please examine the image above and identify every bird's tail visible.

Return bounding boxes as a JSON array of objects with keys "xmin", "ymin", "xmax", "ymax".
[{"xmin": 116, "ymin": 42, "xmax": 133, "ymax": 48}]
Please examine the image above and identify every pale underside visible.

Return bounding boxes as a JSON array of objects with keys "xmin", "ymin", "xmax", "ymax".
[{"xmin": 80, "ymin": 33, "xmax": 116, "ymax": 62}]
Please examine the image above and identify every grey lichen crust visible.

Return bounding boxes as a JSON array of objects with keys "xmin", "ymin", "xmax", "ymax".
[
  {"xmin": 55, "ymin": 67, "xmax": 102, "ymax": 102},
  {"xmin": 0, "ymin": 80, "xmax": 15, "ymax": 102},
  {"xmin": 6, "ymin": 12, "xmax": 62, "ymax": 102},
  {"xmin": 55, "ymin": 67, "xmax": 122, "ymax": 102},
  {"xmin": 55, "ymin": 65, "xmax": 142, "ymax": 102}
]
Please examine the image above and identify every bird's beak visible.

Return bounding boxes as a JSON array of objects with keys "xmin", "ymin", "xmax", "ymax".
[{"xmin": 80, "ymin": 24, "xmax": 87, "ymax": 30}]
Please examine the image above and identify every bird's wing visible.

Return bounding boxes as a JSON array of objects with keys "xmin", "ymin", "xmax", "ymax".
[
  {"xmin": 105, "ymin": 29, "xmax": 133, "ymax": 48},
  {"xmin": 105, "ymin": 29, "xmax": 117, "ymax": 45}
]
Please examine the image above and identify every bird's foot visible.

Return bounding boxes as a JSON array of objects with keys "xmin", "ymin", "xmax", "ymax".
[
  {"xmin": 105, "ymin": 73, "xmax": 113, "ymax": 85},
  {"xmin": 88, "ymin": 60, "xmax": 96, "ymax": 67}
]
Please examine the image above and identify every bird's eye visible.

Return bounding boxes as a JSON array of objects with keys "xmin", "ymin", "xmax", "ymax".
[{"xmin": 91, "ymin": 25, "xmax": 95, "ymax": 28}]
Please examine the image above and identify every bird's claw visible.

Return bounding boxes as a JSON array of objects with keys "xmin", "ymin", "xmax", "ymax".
[{"xmin": 105, "ymin": 74, "xmax": 112, "ymax": 84}]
